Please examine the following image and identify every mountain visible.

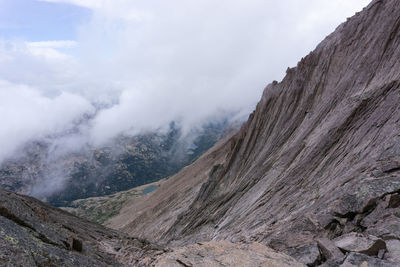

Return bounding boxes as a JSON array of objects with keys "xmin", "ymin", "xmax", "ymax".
[
  {"xmin": 105, "ymin": 0, "xmax": 400, "ymax": 266},
  {"xmin": 2, "ymin": 0, "xmax": 400, "ymax": 266},
  {"xmin": 0, "ymin": 187, "xmax": 164, "ymax": 266},
  {"xmin": 0, "ymin": 121, "xmax": 235, "ymax": 206},
  {"xmin": 0, "ymin": 186, "xmax": 308, "ymax": 266}
]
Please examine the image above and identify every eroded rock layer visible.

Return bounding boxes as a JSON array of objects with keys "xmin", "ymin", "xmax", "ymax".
[
  {"xmin": 109, "ymin": 0, "xmax": 400, "ymax": 265},
  {"xmin": 0, "ymin": 188, "xmax": 164, "ymax": 266}
]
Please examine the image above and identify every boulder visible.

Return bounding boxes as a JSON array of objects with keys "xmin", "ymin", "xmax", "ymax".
[
  {"xmin": 340, "ymin": 252, "xmax": 398, "ymax": 267},
  {"xmin": 334, "ymin": 233, "xmax": 386, "ymax": 256},
  {"xmin": 365, "ymin": 216, "xmax": 400, "ymax": 240},
  {"xmin": 317, "ymin": 238, "xmax": 344, "ymax": 261},
  {"xmin": 384, "ymin": 239, "xmax": 400, "ymax": 263},
  {"xmin": 283, "ymin": 243, "xmax": 322, "ymax": 266},
  {"xmin": 319, "ymin": 259, "xmax": 344, "ymax": 267}
]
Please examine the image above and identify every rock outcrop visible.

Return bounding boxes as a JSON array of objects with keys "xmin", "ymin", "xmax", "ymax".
[
  {"xmin": 153, "ymin": 241, "xmax": 305, "ymax": 267},
  {"xmin": 1, "ymin": 178, "xmax": 302, "ymax": 266},
  {"xmin": 108, "ymin": 0, "xmax": 400, "ymax": 266},
  {"xmin": 0, "ymin": 187, "xmax": 164, "ymax": 266}
]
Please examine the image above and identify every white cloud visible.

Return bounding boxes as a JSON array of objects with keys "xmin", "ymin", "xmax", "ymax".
[
  {"xmin": 0, "ymin": 0, "xmax": 371, "ymax": 160},
  {"xmin": 74, "ymin": 0, "xmax": 370, "ymax": 143},
  {"xmin": 26, "ymin": 42, "xmax": 76, "ymax": 60},
  {"xmin": 40, "ymin": 0, "xmax": 152, "ymax": 20},
  {"xmin": 28, "ymin": 40, "xmax": 78, "ymax": 48},
  {"xmin": 0, "ymin": 80, "xmax": 94, "ymax": 161}
]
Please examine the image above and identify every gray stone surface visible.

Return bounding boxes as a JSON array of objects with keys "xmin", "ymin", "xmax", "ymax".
[
  {"xmin": 385, "ymin": 239, "xmax": 400, "ymax": 263},
  {"xmin": 317, "ymin": 238, "xmax": 344, "ymax": 261},
  {"xmin": 340, "ymin": 252, "xmax": 398, "ymax": 267},
  {"xmin": 154, "ymin": 241, "xmax": 305, "ymax": 267},
  {"xmin": 107, "ymin": 0, "xmax": 400, "ymax": 265},
  {"xmin": 333, "ymin": 233, "xmax": 386, "ymax": 256},
  {"xmin": 0, "ymin": 188, "xmax": 164, "ymax": 266},
  {"xmin": 109, "ymin": 4, "xmax": 400, "ymax": 266},
  {"xmin": 284, "ymin": 243, "xmax": 322, "ymax": 266}
]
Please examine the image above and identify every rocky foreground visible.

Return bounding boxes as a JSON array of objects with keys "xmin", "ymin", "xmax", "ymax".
[
  {"xmin": 0, "ymin": 187, "xmax": 304, "ymax": 266},
  {"xmin": 106, "ymin": 0, "xmax": 400, "ymax": 266},
  {"xmin": 0, "ymin": 187, "xmax": 165, "ymax": 266}
]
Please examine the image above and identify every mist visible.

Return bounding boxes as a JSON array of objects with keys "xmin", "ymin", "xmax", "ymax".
[{"xmin": 0, "ymin": 0, "xmax": 370, "ymax": 197}]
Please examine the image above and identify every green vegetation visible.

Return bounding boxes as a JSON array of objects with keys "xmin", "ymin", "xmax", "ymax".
[
  {"xmin": 5, "ymin": 234, "xmax": 18, "ymax": 244},
  {"xmin": 62, "ymin": 180, "xmax": 162, "ymax": 224}
]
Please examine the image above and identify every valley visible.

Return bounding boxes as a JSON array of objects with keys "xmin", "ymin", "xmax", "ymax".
[{"xmin": 0, "ymin": 121, "xmax": 235, "ymax": 206}]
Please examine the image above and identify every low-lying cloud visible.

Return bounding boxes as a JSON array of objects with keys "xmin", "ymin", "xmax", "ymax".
[{"xmin": 0, "ymin": 0, "xmax": 370, "ymax": 165}]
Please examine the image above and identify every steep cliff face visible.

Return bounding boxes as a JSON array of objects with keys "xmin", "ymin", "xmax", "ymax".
[{"xmin": 109, "ymin": 0, "xmax": 400, "ymax": 265}]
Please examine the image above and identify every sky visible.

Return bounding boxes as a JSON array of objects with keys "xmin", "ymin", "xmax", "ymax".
[{"xmin": 0, "ymin": 0, "xmax": 371, "ymax": 164}]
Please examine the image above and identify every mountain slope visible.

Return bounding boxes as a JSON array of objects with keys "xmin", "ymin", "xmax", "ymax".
[
  {"xmin": 107, "ymin": 133, "xmax": 233, "ymax": 240},
  {"xmin": 108, "ymin": 0, "xmax": 400, "ymax": 265},
  {"xmin": 0, "ymin": 187, "xmax": 305, "ymax": 267},
  {"xmin": 0, "ymin": 187, "xmax": 164, "ymax": 266}
]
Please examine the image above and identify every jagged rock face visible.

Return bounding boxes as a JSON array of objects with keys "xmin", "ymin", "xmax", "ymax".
[
  {"xmin": 109, "ymin": 0, "xmax": 400, "ymax": 265},
  {"xmin": 0, "ymin": 187, "xmax": 164, "ymax": 266}
]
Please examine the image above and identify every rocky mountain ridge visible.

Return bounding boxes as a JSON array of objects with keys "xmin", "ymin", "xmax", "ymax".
[{"xmin": 106, "ymin": 0, "xmax": 400, "ymax": 265}]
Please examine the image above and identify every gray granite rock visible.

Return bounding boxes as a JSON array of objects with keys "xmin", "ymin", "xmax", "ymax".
[
  {"xmin": 333, "ymin": 233, "xmax": 386, "ymax": 256},
  {"xmin": 385, "ymin": 239, "xmax": 400, "ymax": 263},
  {"xmin": 284, "ymin": 243, "xmax": 322, "ymax": 266},
  {"xmin": 0, "ymin": 188, "xmax": 164, "ymax": 266},
  {"xmin": 340, "ymin": 252, "xmax": 398, "ymax": 267},
  {"xmin": 154, "ymin": 241, "xmax": 305, "ymax": 267},
  {"xmin": 317, "ymin": 238, "xmax": 344, "ymax": 261},
  {"xmin": 104, "ymin": 0, "xmax": 400, "ymax": 265}
]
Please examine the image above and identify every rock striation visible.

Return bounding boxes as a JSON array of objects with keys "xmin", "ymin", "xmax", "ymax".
[
  {"xmin": 0, "ymin": 182, "xmax": 302, "ymax": 266},
  {"xmin": 108, "ymin": 0, "xmax": 400, "ymax": 266},
  {"xmin": 0, "ymin": 187, "xmax": 164, "ymax": 266},
  {"xmin": 153, "ymin": 241, "xmax": 305, "ymax": 267}
]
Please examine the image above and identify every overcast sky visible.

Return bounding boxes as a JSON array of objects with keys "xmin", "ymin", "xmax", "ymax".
[{"xmin": 0, "ymin": 0, "xmax": 370, "ymax": 163}]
